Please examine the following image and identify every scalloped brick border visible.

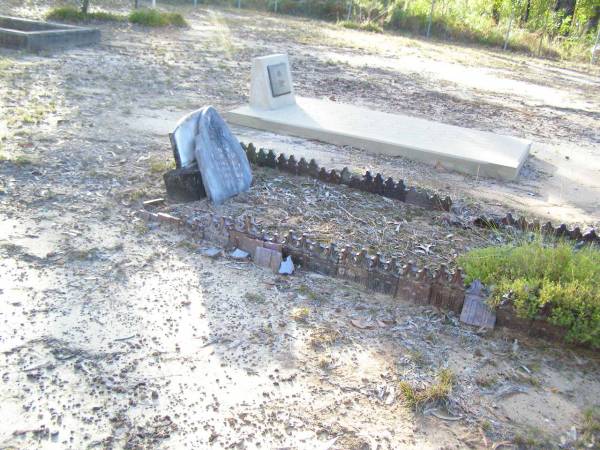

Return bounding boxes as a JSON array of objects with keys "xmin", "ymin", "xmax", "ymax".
[{"xmin": 241, "ymin": 142, "xmax": 452, "ymax": 212}]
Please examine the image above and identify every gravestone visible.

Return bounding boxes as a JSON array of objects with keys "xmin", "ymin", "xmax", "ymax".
[
  {"xmin": 250, "ymin": 54, "xmax": 295, "ymax": 110},
  {"xmin": 163, "ymin": 165, "xmax": 206, "ymax": 202},
  {"xmin": 170, "ymin": 109, "xmax": 203, "ymax": 168},
  {"xmin": 194, "ymin": 106, "xmax": 252, "ymax": 205}
]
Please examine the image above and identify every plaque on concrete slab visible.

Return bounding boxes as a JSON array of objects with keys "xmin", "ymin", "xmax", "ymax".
[
  {"xmin": 250, "ymin": 54, "xmax": 295, "ymax": 110},
  {"xmin": 194, "ymin": 106, "xmax": 252, "ymax": 205},
  {"xmin": 267, "ymin": 63, "xmax": 291, "ymax": 97}
]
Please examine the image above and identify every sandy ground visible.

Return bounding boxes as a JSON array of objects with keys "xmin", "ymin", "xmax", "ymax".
[{"xmin": 1, "ymin": 3, "xmax": 600, "ymax": 449}]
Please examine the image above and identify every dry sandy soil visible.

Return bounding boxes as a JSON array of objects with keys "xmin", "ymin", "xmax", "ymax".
[{"xmin": 1, "ymin": 2, "xmax": 600, "ymax": 449}]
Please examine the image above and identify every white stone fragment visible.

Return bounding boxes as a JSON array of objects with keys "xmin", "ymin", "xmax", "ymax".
[{"xmin": 278, "ymin": 256, "xmax": 294, "ymax": 275}]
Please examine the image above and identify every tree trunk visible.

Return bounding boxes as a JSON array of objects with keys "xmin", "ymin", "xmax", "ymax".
[
  {"xmin": 554, "ymin": 0, "xmax": 576, "ymax": 20},
  {"xmin": 134, "ymin": 0, "xmax": 139, "ymax": 8},
  {"xmin": 81, "ymin": 0, "xmax": 90, "ymax": 14},
  {"xmin": 521, "ymin": 0, "xmax": 531, "ymax": 24},
  {"xmin": 585, "ymin": 6, "xmax": 600, "ymax": 33},
  {"xmin": 492, "ymin": 0, "xmax": 501, "ymax": 25}
]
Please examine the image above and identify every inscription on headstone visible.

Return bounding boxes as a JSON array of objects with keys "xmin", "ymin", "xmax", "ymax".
[
  {"xmin": 267, "ymin": 63, "xmax": 291, "ymax": 97},
  {"xmin": 194, "ymin": 106, "xmax": 252, "ymax": 205}
]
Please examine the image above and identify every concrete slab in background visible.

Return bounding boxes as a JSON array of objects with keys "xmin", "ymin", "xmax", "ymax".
[{"xmin": 227, "ymin": 96, "xmax": 531, "ymax": 180}]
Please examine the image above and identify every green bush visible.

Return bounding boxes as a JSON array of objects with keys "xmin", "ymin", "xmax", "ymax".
[
  {"xmin": 46, "ymin": 6, "xmax": 187, "ymax": 28},
  {"xmin": 46, "ymin": 6, "xmax": 126, "ymax": 23},
  {"xmin": 458, "ymin": 240, "xmax": 600, "ymax": 347},
  {"xmin": 339, "ymin": 20, "xmax": 383, "ymax": 33},
  {"xmin": 128, "ymin": 9, "xmax": 187, "ymax": 27}
]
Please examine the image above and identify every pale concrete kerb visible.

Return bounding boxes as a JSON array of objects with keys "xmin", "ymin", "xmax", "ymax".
[{"xmin": 0, "ymin": 15, "xmax": 100, "ymax": 52}]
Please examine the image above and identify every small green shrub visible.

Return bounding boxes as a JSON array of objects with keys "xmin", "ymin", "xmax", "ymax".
[
  {"xmin": 46, "ymin": 6, "xmax": 86, "ymax": 22},
  {"xmin": 46, "ymin": 7, "xmax": 126, "ymax": 23},
  {"xmin": 339, "ymin": 20, "xmax": 383, "ymax": 33},
  {"xmin": 128, "ymin": 9, "xmax": 187, "ymax": 27},
  {"xmin": 46, "ymin": 6, "xmax": 186, "ymax": 28},
  {"xmin": 459, "ymin": 240, "xmax": 600, "ymax": 348},
  {"xmin": 339, "ymin": 20, "xmax": 360, "ymax": 30}
]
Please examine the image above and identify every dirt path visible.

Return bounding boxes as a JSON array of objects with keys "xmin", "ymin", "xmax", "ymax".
[{"xmin": 1, "ymin": 3, "xmax": 599, "ymax": 449}]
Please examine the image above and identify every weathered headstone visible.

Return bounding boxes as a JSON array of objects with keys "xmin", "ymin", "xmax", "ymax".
[
  {"xmin": 194, "ymin": 106, "xmax": 252, "ymax": 205},
  {"xmin": 163, "ymin": 165, "xmax": 206, "ymax": 202},
  {"xmin": 170, "ymin": 109, "xmax": 203, "ymax": 168}
]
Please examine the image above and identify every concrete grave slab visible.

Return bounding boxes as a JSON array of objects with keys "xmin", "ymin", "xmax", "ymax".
[
  {"xmin": 228, "ymin": 54, "xmax": 531, "ymax": 180},
  {"xmin": 228, "ymin": 96, "xmax": 531, "ymax": 180},
  {"xmin": 0, "ymin": 15, "xmax": 100, "ymax": 52}
]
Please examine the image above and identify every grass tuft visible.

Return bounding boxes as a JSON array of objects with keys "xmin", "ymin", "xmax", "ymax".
[
  {"xmin": 290, "ymin": 306, "xmax": 310, "ymax": 323},
  {"xmin": 309, "ymin": 326, "xmax": 340, "ymax": 350},
  {"xmin": 46, "ymin": 6, "xmax": 186, "ymax": 28},
  {"xmin": 129, "ymin": 9, "xmax": 187, "ymax": 27},
  {"xmin": 244, "ymin": 292, "xmax": 266, "ymax": 303},
  {"xmin": 46, "ymin": 7, "xmax": 126, "ymax": 23},
  {"xmin": 459, "ymin": 239, "xmax": 600, "ymax": 348},
  {"xmin": 149, "ymin": 157, "xmax": 175, "ymax": 174},
  {"xmin": 399, "ymin": 368, "xmax": 455, "ymax": 410},
  {"xmin": 339, "ymin": 20, "xmax": 383, "ymax": 33},
  {"xmin": 582, "ymin": 406, "xmax": 600, "ymax": 444}
]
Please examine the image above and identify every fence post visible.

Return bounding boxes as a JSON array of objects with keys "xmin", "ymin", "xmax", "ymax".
[
  {"xmin": 592, "ymin": 25, "xmax": 600, "ymax": 64},
  {"xmin": 426, "ymin": 0, "xmax": 435, "ymax": 38},
  {"xmin": 504, "ymin": 0, "xmax": 521, "ymax": 51},
  {"xmin": 537, "ymin": 11, "xmax": 548, "ymax": 56}
]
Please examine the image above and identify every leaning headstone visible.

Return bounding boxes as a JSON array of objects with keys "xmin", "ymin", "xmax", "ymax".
[
  {"xmin": 163, "ymin": 165, "xmax": 206, "ymax": 202},
  {"xmin": 170, "ymin": 109, "xmax": 204, "ymax": 168},
  {"xmin": 194, "ymin": 106, "xmax": 252, "ymax": 205},
  {"xmin": 460, "ymin": 280, "xmax": 496, "ymax": 328}
]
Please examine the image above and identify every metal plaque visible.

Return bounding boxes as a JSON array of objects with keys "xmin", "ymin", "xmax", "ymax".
[{"xmin": 267, "ymin": 63, "xmax": 291, "ymax": 97}]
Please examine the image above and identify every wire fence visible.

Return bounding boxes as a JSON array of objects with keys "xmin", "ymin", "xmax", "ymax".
[{"xmin": 107, "ymin": 0, "xmax": 600, "ymax": 61}]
